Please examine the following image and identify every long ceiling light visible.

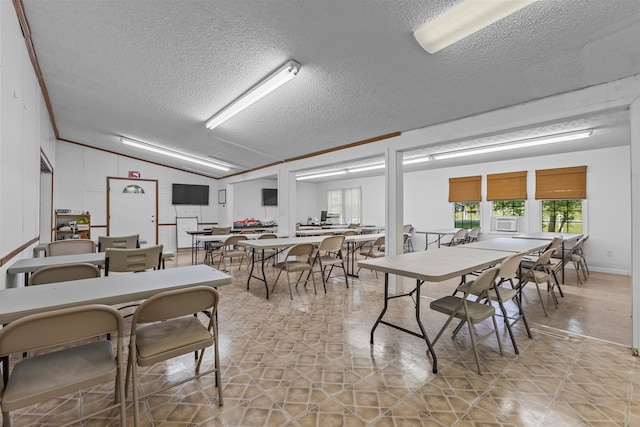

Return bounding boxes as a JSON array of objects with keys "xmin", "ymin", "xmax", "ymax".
[
  {"xmin": 414, "ymin": 0, "xmax": 538, "ymax": 54},
  {"xmin": 296, "ymin": 170, "xmax": 347, "ymax": 181},
  {"xmin": 431, "ymin": 129, "xmax": 593, "ymax": 160},
  {"xmin": 205, "ymin": 60, "xmax": 301, "ymax": 129},
  {"xmin": 121, "ymin": 137, "xmax": 230, "ymax": 172}
]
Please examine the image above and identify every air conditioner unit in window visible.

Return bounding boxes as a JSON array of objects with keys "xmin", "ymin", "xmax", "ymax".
[{"xmin": 495, "ymin": 217, "xmax": 518, "ymax": 232}]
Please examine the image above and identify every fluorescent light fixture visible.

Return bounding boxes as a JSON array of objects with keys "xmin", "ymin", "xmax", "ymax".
[
  {"xmin": 121, "ymin": 137, "xmax": 230, "ymax": 172},
  {"xmin": 296, "ymin": 170, "xmax": 347, "ymax": 181},
  {"xmin": 205, "ymin": 60, "xmax": 301, "ymax": 129},
  {"xmin": 403, "ymin": 156, "xmax": 433, "ymax": 165},
  {"xmin": 348, "ymin": 163, "xmax": 386, "ymax": 173},
  {"xmin": 432, "ymin": 129, "xmax": 593, "ymax": 160},
  {"xmin": 414, "ymin": 0, "xmax": 538, "ymax": 54}
]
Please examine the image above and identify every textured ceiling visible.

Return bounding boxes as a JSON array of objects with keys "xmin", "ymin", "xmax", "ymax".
[{"xmin": 20, "ymin": 0, "xmax": 640, "ymax": 177}]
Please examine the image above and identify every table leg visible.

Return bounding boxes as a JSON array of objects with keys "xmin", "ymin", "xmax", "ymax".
[
  {"xmin": 414, "ymin": 279, "xmax": 438, "ymax": 373},
  {"xmin": 246, "ymin": 248, "xmax": 270, "ymax": 299},
  {"xmin": 370, "ymin": 273, "xmax": 389, "ymax": 344},
  {"xmin": 370, "ymin": 274, "xmax": 438, "ymax": 374}
]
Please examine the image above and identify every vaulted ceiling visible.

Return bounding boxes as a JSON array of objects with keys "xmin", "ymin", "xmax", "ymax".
[{"xmin": 19, "ymin": 0, "xmax": 640, "ymax": 178}]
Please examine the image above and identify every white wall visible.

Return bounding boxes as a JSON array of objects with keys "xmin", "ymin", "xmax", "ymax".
[
  {"xmin": 315, "ymin": 176, "xmax": 386, "ymax": 226},
  {"xmin": 0, "ymin": 0, "xmax": 57, "ymax": 289},
  {"xmin": 54, "ymin": 141, "xmax": 219, "ymax": 253},
  {"xmin": 404, "ymin": 146, "xmax": 630, "ymax": 274},
  {"xmin": 231, "ymin": 178, "xmax": 278, "ymax": 222},
  {"xmin": 295, "ymin": 181, "xmax": 319, "ymax": 223}
]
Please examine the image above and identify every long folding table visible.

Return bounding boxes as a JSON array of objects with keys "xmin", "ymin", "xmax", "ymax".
[
  {"xmin": 415, "ymin": 228, "xmax": 462, "ymax": 250},
  {"xmin": 512, "ymin": 232, "xmax": 583, "ymax": 283},
  {"xmin": 358, "ymin": 246, "xmax": 529, "ymax": 373},
  {"xmin": 7, "ymin": 250, "xmax": 175, "ymax": 285},
  {"xmin": 0, "ymin": 264, "xmax": 231, "ymax": 324},
  {"xmin": 0, "ymin": 264, "xmax": 231, "ymax": 384},
  {"xmin": 193, "ymin": 233, "xmax": 266, "ymax": 265},
  {"xmin": 456, "ymin": 237, "xmax": 548, "ymax": 254},
  {"xmin": 239, "ymin": 233, "xmax": 384, "ymax": 299}
]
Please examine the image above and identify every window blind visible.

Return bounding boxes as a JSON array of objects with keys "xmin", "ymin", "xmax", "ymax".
[
  {"xmin": 448, "ymin": 176, "xmax": 481, "ymax": 202},
  {"xmin": 535, "ymin": 166, "xmax": 586, "ymax": 199},
  {"xmin": 487, "ymin": 171, "xmax": 527, "ymax": 201}
]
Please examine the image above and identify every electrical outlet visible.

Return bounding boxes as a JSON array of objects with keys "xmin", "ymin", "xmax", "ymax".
[{"xmin": 606, "ymin": 249, "xmax": 613, "ymax": 257}]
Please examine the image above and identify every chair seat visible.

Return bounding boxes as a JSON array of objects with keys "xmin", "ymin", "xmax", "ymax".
[
  {"xmin": 317, "ymin": 255, "xmax": 344, "ymax": 266},
  {"xmin": 487, "ymin": 287, "xmax": 518, "ymax": 301},
  {"xmin": 275, "ymin": 260, "xmax": 313, "ymax": 273},
  {"xmin": 224, "ymin": 249, "xmax": 246, "ymax": 258},
  {"xmin": 136, "ymin": 317, "xmax": 213, "ymax": 367},
  {"xmin": 521, "ymin": 269, "xmax": 550, "ymax": 282},
  {"xmin": 430, "ymin": 296, "xmax": 495, "ymax": 323},
  {"xmin": 2, "ymin": 341, "xmax": 116, "ymax": 411},
  {"xmin": 359, "ymin": 249, "xmax": 384, "ymax": 258}
]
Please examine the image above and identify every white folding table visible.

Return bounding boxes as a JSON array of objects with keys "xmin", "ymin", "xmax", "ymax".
[
  {"xmin": 358, "ymin": 247, "xmax": 515, "ymax": 373},
  {"xmin": 512, "ymin": 232, "xmax": 583, "ymax": 283},
  {"xmin": 415, "ymin": 228, "xmax": 463, "ymax": 250},
  {"xmin": 7, "ymin": 250, "xmax": 174, "ymax": 285}
]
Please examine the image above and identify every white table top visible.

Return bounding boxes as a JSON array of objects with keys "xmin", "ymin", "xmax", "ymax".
[
  {"xmin": 296, "ymin": 228, "xmax": 359, "ymax": 236},
  {"xmin": 8, "ymin": 252, "xmax": 105, "ymax": 275},
  {"xmin": 358, "ymin": 247, "xmax": 511, "ymax": 282},
  {"xmin": 512, "ymin": 232, "xmax": 583, "ymax": 242},
  {"xmin": 8, "ymin": 250, "xmax": 174, "ymax": 275},
  {"xmin": 239, "ymin": 233, "xmax": 384, "ymax": 250},
  {"xmin": 195, "ymin": 233, "xmax": 268, "ymax": 243},
  {"xmin": 0, "ymin": 265, "xmax": 231, "ymax": 324},
  {"xmin": 415, "ymin": 228, "xmax": 462, "ymax": 235},
  {"xmin": 455, "ymin": 237, "xmax": 548, "ymax": 254}
]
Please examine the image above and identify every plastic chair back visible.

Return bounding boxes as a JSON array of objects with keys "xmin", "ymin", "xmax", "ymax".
[
  {"xmin": 29, "ymin": 263, "xmax": 100, "ymax": 286},
  {"xmin": 46, "ymin": 239, "xmax": 96, "ymax": 256}
]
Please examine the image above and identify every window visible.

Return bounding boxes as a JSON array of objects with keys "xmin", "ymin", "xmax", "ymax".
[
  {"xmin": 327, "ymin": 187, "xmax": 361, "ymax": 224},
  {"xmin": 492, "ymin": 200, "xmax": 525, "ymax": 216},
  {"xmin": 541, "ymin": 200, "xmax": 582, "ymax": 233},
  {"xmin": 454, "ymin": 202, "xmax": 480, "ymax": 229}
]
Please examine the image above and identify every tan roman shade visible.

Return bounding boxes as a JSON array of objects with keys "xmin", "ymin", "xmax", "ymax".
[
  {"xmin": 487, "ymin": 171, "xmax": 527, "ymax": 201},
  {"xmin": 449, "ymin": 176, "xmax": 481, "ymax": 202},
  {"xmin": 535, "ymin": 166, "xmax": 587, "ymax": 199}
]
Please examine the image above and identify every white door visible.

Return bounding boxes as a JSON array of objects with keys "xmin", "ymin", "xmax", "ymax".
[{"xmin": 108, "ymin": 178, "xmax": 158, "ymax": 244}]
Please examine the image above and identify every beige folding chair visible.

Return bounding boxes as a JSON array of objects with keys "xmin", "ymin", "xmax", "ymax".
[
  {"xmin": 216, "ymin": 235, "xmax": 248, "ymax": 271},
  {"xmin": 466, "ymin": 227, "xmax": 481, "ymax": 243},
  {"xmin": 28, "ymin": 263, "xmax": 100, "ymax": 285},
  {"xmin": 312, "ymin": 235, "xmax": 348, "ymax": 292},
  {"xmin": 253, "ymin": 233, "xmax": 278, "ymax": 266},
  {"xmin": 45, "ymin": 239, "xmax": 96, "ymax": 256},
  {"xmin": 211, "ymin": 226, "xmax": 231, "ymax": 235},
  {"xmin": 455, "ymin": 252, "xmax": 531, "ymax": 354},
  {"xmin": 273, "ymin": 243, "xmax": 317, "ymax": 299},
  {"xmin": 0, "ymin": 305, "xmax": 125, "ymax": 427},
  {"xmin": 447, "ymin": 228, "xmax": 468, "ymax": 246},
  {"xmin": 357, "ymin": 236, "xmax": 385, "ymax": 277},
  {"xmin": 518, "ymin": 248, "xmax": 559, "ymax": 317},
  {"xmin": 104, "ymin": 245, "xmax": 163, "ymax": 276},
  {"xmin": 430, "ymin": 267, "xmax": 503, "ymax": 375},
  {"xmin": 403, "ymin": 224, "xmax": 415, "ymax": 252},
  {"xmin": 203, "ymin": 227, "xmax": 231, "ymax": 264},
  {"xmin": 568, "ymin": 236, "xmax": 589, "ymax": 284},
  {"xmin": 126, "ymin": 286, "xmax": 222, "ymax": 427},
  {"xmin": 98, "ymin": 234, "xmax": 139, "ymax": 252}
]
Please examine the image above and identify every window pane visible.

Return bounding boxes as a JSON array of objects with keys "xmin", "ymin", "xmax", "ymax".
[
  {"xmin": 492, "ymin": 200, "xmax": 525, "ymax": 216},
  {"xmin": 454, "ymin": 202, "xmax": 480, "ymax": 228},
  {"xmin": 541, "ymin": 200, "xmax": 582, "ymax": 233},
  {"xmin": 326, "ymin": 188, "xmax": 362, "ymax": 224}
]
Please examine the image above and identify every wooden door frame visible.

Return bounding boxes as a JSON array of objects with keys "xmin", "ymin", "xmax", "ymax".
[{"xmin": 106, "ymin": 177, "xmax": 159, "ymax": 244}]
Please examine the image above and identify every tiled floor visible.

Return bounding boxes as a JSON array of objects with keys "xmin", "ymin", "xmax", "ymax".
[{"xmin": 6, "ymin": 249, "xmax": 637, "ymax": 426}]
